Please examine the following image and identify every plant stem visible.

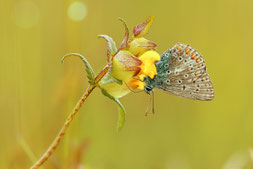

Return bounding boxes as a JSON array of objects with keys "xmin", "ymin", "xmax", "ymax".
[{"xmin": 30, "ymin": 66, "xmax": 109, "ymax": 169}]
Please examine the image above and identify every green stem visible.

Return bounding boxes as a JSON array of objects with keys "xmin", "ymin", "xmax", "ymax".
[{"xmin": 30, "ymin": 66, "xmax": 109, "ymax": 169}]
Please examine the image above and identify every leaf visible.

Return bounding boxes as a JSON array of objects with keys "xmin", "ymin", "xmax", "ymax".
[
  {"xmin": 100, "ymin": 87, "xmax": 126, "ymax": 131},
  {"xmin": 118, "ymin": 17, "xmax": 129, "ymax": 51},
  {"xmin": 61, "ymin": 53, "xmax": 95, "ymax": 85},
  {"xmin": 133, "ymin": 15, "xmax": 155, "ymax": 38},
  {"xmin": 98, "ymin": 35, "xmax": 118, "ymax": 63}
]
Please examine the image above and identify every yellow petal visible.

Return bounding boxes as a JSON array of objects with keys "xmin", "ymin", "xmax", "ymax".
[{"xmin": 139, "ymin": 50, "xmax": 160, "ymax": 79}]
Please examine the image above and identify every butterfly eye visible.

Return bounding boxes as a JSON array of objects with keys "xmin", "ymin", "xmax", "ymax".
[
  {"xmin": 178, "ymin": 80, "xmax": 182, "ymax": 84},
  {"xmin": 167, "ymin": 70, "xmax": 171, "ymax": 74},
  {"xmin": 178, "ymin": 57, "xmax": 183, "ymax": 61},
  {"xmin": 144, "ymin": 86, "xmax": 152, "ymax": 93}
]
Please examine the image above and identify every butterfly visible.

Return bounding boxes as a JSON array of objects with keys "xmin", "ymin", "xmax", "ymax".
[{"xmin": 143, "ymin": 43, "xmax": 214, "ymax": 101}]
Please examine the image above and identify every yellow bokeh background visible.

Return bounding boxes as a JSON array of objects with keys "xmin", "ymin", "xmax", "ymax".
[{"xmin": 1, "ymin": 0, "xmax": 253, "ymax": 169}]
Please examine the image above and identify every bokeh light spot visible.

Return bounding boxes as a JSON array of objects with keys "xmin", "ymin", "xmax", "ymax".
[
  {"xmin": 13, "ymin": 1, "xmax": 40, "ymax": 29},
  {"xmin": 68, "ymin": 2, "xmax": 87, "ymax": 22}
]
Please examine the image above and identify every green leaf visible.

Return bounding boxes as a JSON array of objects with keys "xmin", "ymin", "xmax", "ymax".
[
  {"xmin": 100, "ymin": 87, "xmax": 126, "ymax": 131},
  {"xmin": 61, "ymin": 53, "xmax": 95, "ymax": 85},
  {"xmin": 98, "ymin": 35, "xmax": 118, "ymax": 63}
]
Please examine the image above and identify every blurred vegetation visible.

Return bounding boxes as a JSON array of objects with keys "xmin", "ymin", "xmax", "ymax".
[{"xmin": 1, "ymin": 0, "xmax": 253, "ymax": 169}]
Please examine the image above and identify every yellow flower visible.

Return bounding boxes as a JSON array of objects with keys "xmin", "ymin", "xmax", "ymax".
[
  {"xmin": 99, "ymin": 15, "xmax": 160, "ymax": 98},
  {"xmin": 60, "ymin": 16, "xmax": 161, "ymax": 133}
]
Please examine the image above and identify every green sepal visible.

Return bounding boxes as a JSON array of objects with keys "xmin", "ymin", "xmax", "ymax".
[
  {"xmin": 61, "ymin": 53, "xmax": 95, "ymax": 85},
  {"xmin": 98, "ymin": 35, "xmax": 118, "ymax": 63},
  {"xmin": 118, "ymin": 17, "xmax": 129, "ymax": 50},
  {"xmin": 100, "ymin": 87, "xmax": 126, "ymax": 131}
]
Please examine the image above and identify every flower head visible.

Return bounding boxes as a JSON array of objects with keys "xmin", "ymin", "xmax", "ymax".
[{"xmin": 99, "ymin": 15, "xmax": 160, "ymax": 98}]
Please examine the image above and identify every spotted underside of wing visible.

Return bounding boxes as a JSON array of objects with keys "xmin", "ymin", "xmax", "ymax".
[{"xmin": 154, "ymin": 43, "xmax": 214, "ymax": 101}]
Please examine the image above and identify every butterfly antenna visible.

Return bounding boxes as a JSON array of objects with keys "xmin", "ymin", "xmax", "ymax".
[
  {"xmin": 145, "ymin": 91, "xmax": 153, "ymax": 116},
  {"xmin": 151, "ymin": 91, "xmax": 155, "ymax": 114}
]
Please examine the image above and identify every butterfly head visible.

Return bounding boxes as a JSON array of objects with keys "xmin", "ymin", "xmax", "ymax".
[
  {"xmin": 143, "ymin": 76, "xmax": 155, "ymax": 94},
  {"xmin": 144, "ymin": 86, "xmax": 153, "ymax": 94}
]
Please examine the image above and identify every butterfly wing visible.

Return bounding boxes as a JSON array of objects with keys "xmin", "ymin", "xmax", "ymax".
[{"xmin": 154, "ymin": 43, "xmax": 214, "ymax": 101}]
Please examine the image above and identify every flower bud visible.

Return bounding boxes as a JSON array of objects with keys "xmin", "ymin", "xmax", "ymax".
[{"xmin": 128, "ymin": 37, "xmax": 157, "ymax": 57}]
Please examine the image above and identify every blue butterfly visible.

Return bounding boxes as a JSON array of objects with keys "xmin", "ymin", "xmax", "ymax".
[{"xmin": 144, "ymin": 43, "xmax": 214, "ymax": 101}]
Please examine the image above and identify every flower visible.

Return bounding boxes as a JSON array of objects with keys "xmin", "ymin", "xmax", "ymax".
[
  {"xmin": 99, "ymin": 15, "xmax": 160, "ymax": 98},
  {"xmin": 32, "ymin": 17, "xmax": 163, "ymax": 167}
]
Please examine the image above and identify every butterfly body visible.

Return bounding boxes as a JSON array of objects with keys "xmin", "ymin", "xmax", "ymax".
[{"xmin": 144, "ymin": 43, "xmax": 214, "ymax": 101}]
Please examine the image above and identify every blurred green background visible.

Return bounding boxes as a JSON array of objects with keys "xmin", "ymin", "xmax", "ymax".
[{"xmin": 1, "ymin": 0, "xmax": 253, "ymax": 169}]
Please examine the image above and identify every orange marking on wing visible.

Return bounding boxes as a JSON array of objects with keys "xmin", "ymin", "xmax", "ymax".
[
  {"xmin": 196, "ymin": 58, "xmax": 200, "ymax": 63},
  {"xmin": 198, "ymin": 64, "xmax": 202, "ymax": 68},
  {"xmin": 191, "ymin": 53, "xmax": 196, "ymax": 59},
  {"xmin": 185, "ymin": 48, "xmax": 190, "ymax": 54},
  {"xmin": 177, "ymin": 45, "xmax": 181, "ymax": 51},
  {"xmin": 195, "ymin": 72, "xmax": 198, "ymax": 76}
]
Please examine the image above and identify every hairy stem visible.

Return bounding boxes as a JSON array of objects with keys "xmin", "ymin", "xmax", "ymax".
[{"xmin": 30, "ymin": 66, "xmax": 109, "ymax": 169}]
